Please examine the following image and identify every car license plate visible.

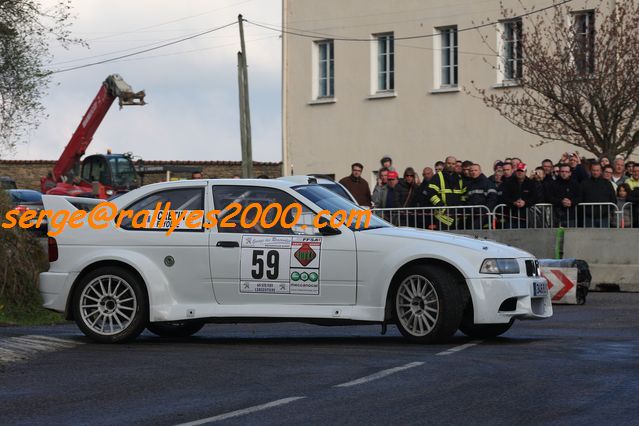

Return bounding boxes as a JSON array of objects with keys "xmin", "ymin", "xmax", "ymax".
[{"xmin": 533, "ymin": 281, "xmax": 548, "ymax": 297}]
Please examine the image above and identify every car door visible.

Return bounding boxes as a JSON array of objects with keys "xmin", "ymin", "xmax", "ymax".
[
  {"xmin": 116, "ymin": 185, "xmax": 214, "ymax": 304},
  {"xmin": 209, "ymin": 184, "xmax": 357, "ymax": 305}
]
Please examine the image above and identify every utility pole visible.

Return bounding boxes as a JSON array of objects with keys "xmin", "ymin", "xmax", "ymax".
[{"xmin": 237, "ymin": 14, "xmax": 253, "ymax": 178}]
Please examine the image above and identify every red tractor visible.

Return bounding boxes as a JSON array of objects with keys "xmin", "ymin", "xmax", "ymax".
[{"xmin": 41, "ymin": 74, "xmax": 146, "ymax": 198}]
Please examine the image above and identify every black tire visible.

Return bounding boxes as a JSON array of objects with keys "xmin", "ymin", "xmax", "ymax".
[
  {"xmin": 459, "ymin": 320, "xmax": 514, "ymax": 338},
  {"xmin": 72, "ymin": 266, "xmax": 148, "ymax": 343},
  {"xmin": 147, "ymin": 321, "xmax": 205, "ymax": 338},
  {"xmin": 392, "ymin": 265, "xmax": 464, "ymax": 343}
]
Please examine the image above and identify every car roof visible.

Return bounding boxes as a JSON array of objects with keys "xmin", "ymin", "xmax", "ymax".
[
  {"xmin": 109, "ymin": 178, "xmax": 305, "ymax": 207},
  {"xmin": 276, "ymin": 175, "xmax": 334, "ymax": 185},
  {"xmin": 7, "ymin": 189, "xmax": 41, "ymax": 194}
]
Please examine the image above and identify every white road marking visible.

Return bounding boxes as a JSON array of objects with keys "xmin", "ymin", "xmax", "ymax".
[
  {"xmin": 334, "ymin": 361, "xmax": 424, "ymax": 388},
  {"xmin": 0, "ymin": 335, "xmax": 83, "ymax": 365},
  {"xmin": 436, "ymin": 340, "xmax": 482, "ymax": 356},
  {"xmin": 175, "ymin": 397, "xmax": 306, "ymax": 425}
]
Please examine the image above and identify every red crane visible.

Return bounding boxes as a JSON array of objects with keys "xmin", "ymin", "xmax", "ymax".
[{"xmin": 41, "ymin": 74, "xmax": 146, "ymax": 198}]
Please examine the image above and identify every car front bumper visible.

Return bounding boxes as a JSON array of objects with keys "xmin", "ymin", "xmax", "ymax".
[{"xmin": 467, "ymin": 276, "xmax": 553, "ymax": 324}]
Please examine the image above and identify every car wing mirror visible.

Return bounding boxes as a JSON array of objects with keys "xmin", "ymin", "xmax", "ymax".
[{"xmin": 317, "ymin": 217, "xmax": 341, "ymax": 236}]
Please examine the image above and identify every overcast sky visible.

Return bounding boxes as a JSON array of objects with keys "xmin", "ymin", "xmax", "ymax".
[{"xmin": 11, "ymin": 0, "xmax": 282, "ymax": 162}]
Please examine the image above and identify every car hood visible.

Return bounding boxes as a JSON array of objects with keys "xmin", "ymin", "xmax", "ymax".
[{"xmin": 359, "ymin": 227, "xmax": 533, "ymax": 258}]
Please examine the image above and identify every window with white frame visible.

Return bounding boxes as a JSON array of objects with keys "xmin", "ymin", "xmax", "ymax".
[
  {"xmin": 501, "ymin": 19, "xmax": 523, "ymax": 81},
  {"xmin": 437, "ymin": 26, "xmax": 458, "ymax": 87},
  {"xmin": 572, "ymin": 10, "xmax": 595, "ymax": 75},
  {"xmin": 316, "ymin": 40, "xmax": 334, "ymax": 98},
  {"xmin": 375, "ymin": 33, "xmax": 394, "ymax": 92}
]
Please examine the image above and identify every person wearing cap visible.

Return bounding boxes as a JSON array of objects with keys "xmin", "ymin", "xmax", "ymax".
[
  {"xmin": 339, "ymin": 162, "xmax": 372, "ymax": 207},
  {"xmin": 488, "ymin": 161, "xmax": 504, "ymax": 185},
  {"xmin": 547, "ymin": 163, "xmax": 582, "ymax": 227},
  {"xmin": 499, "ymin": 162, "xmax": 539, "ymax": 228},
  {"xmin": 380, "ymin": 155, "xmax": 395, "ymax": 172},
  {"xmin": 378, "ymin": 170, "xmax": 401, "ymax": 208},
  {"xmin": 423, "ymin": 156, "xmax": 467, "ymax": 229}
]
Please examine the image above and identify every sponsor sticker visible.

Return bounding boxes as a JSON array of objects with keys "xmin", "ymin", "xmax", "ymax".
[{"xmin": 239, "ymin": 235, "xmax": 322, "ymax": 295}]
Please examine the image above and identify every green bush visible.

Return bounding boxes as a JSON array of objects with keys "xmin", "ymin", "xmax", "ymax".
[{"xmin": 0, "ymin": 191, "xmax": 48, "ymax": 307}]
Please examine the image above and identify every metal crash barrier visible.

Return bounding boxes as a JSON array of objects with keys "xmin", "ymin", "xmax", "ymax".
[
  {"xmin": 372, "ymin": 202, "xmax": 636, "ymax": 230},
  {"xmin": 372, "ymin": 205, "xmax": 492, "ymax": 231}
]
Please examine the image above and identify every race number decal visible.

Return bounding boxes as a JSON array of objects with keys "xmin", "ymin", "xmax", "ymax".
[{"xmin": 239, "ymin": 236, "xmax": 322, "ymax": 295}]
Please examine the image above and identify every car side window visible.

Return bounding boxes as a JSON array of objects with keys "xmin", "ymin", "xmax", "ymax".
[
  {"xmin": 120, "ymin": 187, "xmax": 204, "ymax": 231},
  {"xmin": 212, "ymin": 185, "xmax": 316, "ymax": 235}
]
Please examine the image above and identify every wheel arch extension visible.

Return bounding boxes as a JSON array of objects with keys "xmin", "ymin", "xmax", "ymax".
[
  {"xmin": 383, "ymin": 258, "xmax": 472, "ymax": 321},
  {"xmin": 64, "ymin": 260, "xmax": 148, "ymax": 321}
]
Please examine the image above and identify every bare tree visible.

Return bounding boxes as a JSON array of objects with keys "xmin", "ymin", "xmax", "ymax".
[
  {"xmin": 472, "ymin": 0, "xmax": 639, "ymax": 159},
  {"xmin": 0, "ymin": 0, "xmax": 83, "ymax": 156}
]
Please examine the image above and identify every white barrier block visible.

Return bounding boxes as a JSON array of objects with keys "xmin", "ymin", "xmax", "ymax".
[{"xmin": 541, "ymin": 267, "xmax": 578, "ymax": 304}]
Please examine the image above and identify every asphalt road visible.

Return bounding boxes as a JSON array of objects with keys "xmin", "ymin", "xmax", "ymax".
[{"xmin": 1, "ymin": 292, "xmax": 638, "ymax": 426}]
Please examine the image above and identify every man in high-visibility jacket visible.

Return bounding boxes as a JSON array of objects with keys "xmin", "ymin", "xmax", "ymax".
[{"xmin": 423, "ymin": 156, "xmax": 467, "ymax": 228}]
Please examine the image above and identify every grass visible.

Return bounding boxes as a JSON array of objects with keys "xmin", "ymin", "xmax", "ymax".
[{"xmin": 0, "ymin": 299, "xmax": 68, "ymax": 326}]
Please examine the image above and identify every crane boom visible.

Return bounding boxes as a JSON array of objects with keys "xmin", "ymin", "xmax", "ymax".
[{"xmin": 52, "ymin": 74, "xmax": 146, "ymax": 181}]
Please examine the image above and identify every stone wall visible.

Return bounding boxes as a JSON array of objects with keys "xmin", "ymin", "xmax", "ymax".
[{"xmin": 0, "ymin": 160, "xmax": 282, "ymax": 191}]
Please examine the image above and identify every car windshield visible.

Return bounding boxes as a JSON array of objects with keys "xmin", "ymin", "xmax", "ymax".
[
  {"xmin": 9, "ymin": 190, "xmax": 42, "ymax": 203},
  {"xmin": 318, "ymin": 183, "xmax": 352, "ymax": 202},
  {"xmin": 1, "ymin": 178, "xmax": 17, "ymax": 189},
  {"xmin": 293, "ymin": 184, "xmax": 391, "ymax": 230},
  {"xmin": 109, "ymin": 157, "xmax": 139, "ymax": 188}
]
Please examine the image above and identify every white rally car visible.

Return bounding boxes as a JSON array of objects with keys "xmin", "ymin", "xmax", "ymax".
[{"xmin": 39, "ymin": 177, "xmax": 552, "ymax": 343}]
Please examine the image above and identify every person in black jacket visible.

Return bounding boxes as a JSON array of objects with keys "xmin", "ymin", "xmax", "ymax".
[
  {"xmin": 579, "ymin": 163, "xmax": 617, "ymax": 227},
  {"xmin": 466, "ymin": 164, "xmax": 497, "ymax": 229},
  {"xmin": 499, "ymin": 163, "xmax": 538, "ymax": 228},
  {"xmin": 396, "ymin": 167, "xmax": 419, "ymax": 208},
  {"xmin": 548, "ymin": 164, "xmax": 582, "ymax": 227}
]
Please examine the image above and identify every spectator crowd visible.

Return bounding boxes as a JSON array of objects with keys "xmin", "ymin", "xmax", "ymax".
[{"xmin": 338, "ymin": 152, "xmax": 639, "ymax": 229}]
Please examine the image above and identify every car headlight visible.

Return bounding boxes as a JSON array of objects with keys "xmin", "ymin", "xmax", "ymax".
[{"xmin": 480, "ymin": 258, "xmax": 520, "ymax": 274}]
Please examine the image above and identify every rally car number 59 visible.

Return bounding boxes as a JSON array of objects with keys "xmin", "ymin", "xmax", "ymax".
[{"xmin": 39, "ymin": 177, "xmax": 552, "ymax": 343}]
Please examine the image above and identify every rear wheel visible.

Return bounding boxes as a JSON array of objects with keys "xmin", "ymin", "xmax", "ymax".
[
  {"xmin": 459, "ymin": 320, "xmax": 514, "ymax": 338},
  {"xmin": 72, "ymin": 266, "xmax": 148, "ymax": 343},
  {"xmin": 147, "ymin": 321, "xmax": 205, "ymax": 338},
  {"xmin": 392, "ymin": 265, "xmax": 464, "ymax": 343}
]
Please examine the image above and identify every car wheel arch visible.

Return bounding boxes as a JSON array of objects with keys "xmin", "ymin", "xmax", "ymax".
[
  {"xmin": 65, "ymin": 260, "xmax": 149, "ymax": 321},
  {"xmin": 383, "ymin": 258, "xmax": 471, "ymax": 322}
]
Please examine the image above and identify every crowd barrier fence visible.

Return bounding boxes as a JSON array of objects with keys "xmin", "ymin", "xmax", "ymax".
[{"xmin": 372, "ymin": 202, "xmax": 636, "ymax": 230}]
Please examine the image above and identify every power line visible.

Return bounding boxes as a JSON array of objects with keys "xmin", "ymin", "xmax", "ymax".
[
  {"xmin": 250, "ymin": 19, "xmax": 499, "ymax": 58},
  {"xmin": 48, "ymin": 21, "xmax": 238, "ymax": 74},
  {"xmin": 48, "ymin": 27, "xmax": 259, "ymax": 67},
  {"xmin": 85, "ymin": 0, "xmax": 256, "ymax": 42},
  {"xmin": 96, "ymin": 35, "xmax": 278, "ymax": 65},
  {"xmin": 245, "ymin": 0, "xmax": 576, "ymax": 42}
]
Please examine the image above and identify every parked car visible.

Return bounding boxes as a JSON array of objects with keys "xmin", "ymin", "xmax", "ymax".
[
  {"xmin": 6, "ymin": 189, "xmax": 47, "ymax": 235},
  {"xmin": 39, "ymin": 178, "xmax": 552, "ymax": 343},
  {"xmin": 1, "ymin": 176, "xmax": 17, "ymax": 189},
  {"xmin": 277, "ymin": 175, "xmax": 358, "ymax": 204}
]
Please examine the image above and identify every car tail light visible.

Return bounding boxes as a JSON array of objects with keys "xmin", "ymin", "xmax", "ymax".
[
  {"xmin": 48, "ymin": 237, "xmax": 58, "ymax": 262},
  {"xmin": 14, "ymin": 205, "xmax": 29, "ymax": 214}
]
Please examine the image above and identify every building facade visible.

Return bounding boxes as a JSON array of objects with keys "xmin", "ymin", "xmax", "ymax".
[{"xmin": 282, "ymin": 0, "xmax": 624, "ymax": 182}]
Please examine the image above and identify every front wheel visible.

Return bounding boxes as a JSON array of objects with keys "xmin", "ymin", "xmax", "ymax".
[
  {"xmin": 459, "ymin": 320, "xmax": 514, "ymax": 338},
  {"xmin": 72, "ymin": 266, "xmax": 148, "ymax": 343},
  {"xmin": 147, "ymin": 321, "xmax": 205, "ymax": 338},
  {"xmin": 392, "ymin": 265, "xmax": 464, "ymax": 343}
]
